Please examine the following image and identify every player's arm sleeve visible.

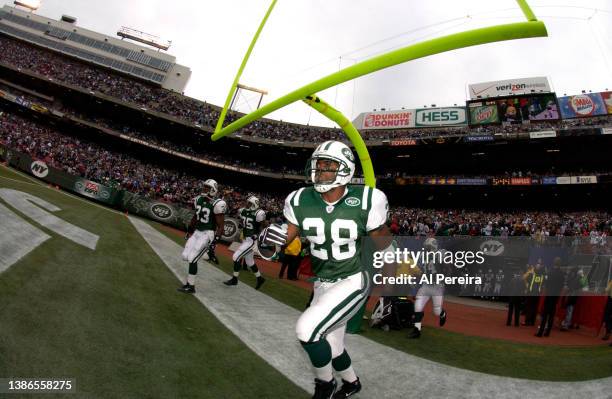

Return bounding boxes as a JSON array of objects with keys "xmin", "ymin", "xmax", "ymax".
[
  {"xmin": 283, "ymin": 191, "xmax": 298, "ymax": 226},
  {"xmin": 214, "ymin": 200, "xmax": 227, "ymax": 214},
  {"xmin": 366, "ymin": 188, "xmax": 389, "ymax": 232},
  {"xmin": 256, "ymin": 209, "xmax": 266, "ymax": 222}
]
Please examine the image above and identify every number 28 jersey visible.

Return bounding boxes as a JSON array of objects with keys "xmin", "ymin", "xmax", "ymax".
[{"xmin": 283, "ymin": 185, "xmax": 388, "ymax": 280}]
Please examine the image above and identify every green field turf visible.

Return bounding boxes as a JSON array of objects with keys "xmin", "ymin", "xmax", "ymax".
[{"xmin": 0, "ymin": 166, "xmax": 308, "ymax": 398}]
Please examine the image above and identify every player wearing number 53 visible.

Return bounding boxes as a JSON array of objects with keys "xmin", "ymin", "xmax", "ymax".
[
  {"xmin": 179, "ymin": 179, "xmax": 227, "ymax": 294},
  {"xmin": 259, "ymin": 140, "xmax": 390, "ymax": 399}
]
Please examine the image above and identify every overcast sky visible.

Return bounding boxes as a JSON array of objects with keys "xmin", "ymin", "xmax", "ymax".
[{"xmin": 5, "ymin": 0, "xmax": 612, "ymax": 127}]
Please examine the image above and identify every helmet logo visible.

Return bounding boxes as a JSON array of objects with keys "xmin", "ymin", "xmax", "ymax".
[{"xmin": 341, "ymin": 148, "xmax": 355, "ymax": 162}]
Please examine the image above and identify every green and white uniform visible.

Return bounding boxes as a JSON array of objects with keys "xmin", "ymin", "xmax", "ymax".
[
  {"xmin": 233, "ymin": 207, "xmax": 266, "ymax": 266},
  {"xmin": 182, "ymin": 195, "xmax": 227, "ymax": 263},
  {"xmin": 284, "ymin": 185, "xmax": 388, "ymax": 343}
]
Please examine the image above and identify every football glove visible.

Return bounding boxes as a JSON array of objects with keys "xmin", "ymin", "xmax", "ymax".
[{"xmin": 259, "ymin": 223, "xmax": 288, "ymax": 247}]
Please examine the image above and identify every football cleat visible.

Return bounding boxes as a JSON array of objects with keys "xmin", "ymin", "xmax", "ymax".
[
  {"xmin": 333, "ymin": 378, "xmax": 361, "ymax": 398},
  {"xmin": 177, "ymin": 283, "xmax": 195, "ymax": 294},
  {"xmin": 312, "ymin": 378, "xmax": 337, "ymax": 399},
  {"xmin": 224, "ymin": 277, "xmax": 238, "ymax": 286},
  {"xmin": 255, "ymin": 276, "xmax": 266, "ymax": 290},
  {"xmin": 407, "ymin": 327, "xmax": 421, "ymax": 339},
  {"xmin": 208, "ymin": 250, "xmax": 219, "ymax": 264},
  {"xmin": 439, "ymin": 310, "xmax": 447, "ymax": 327}
]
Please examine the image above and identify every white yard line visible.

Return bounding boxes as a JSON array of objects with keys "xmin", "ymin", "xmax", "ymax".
[
  {"xmin": 129, "ymin": 216, "xmax": 612, "ymax": 399},
  {"xmin": 0, "ymin": 202, "xmax": 50, "ymax": 273}
]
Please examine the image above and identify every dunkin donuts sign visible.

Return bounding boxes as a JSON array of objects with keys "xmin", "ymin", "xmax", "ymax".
[{"xmin": 361, "ymin": 110, "xmax": 415, "ymax": 130}]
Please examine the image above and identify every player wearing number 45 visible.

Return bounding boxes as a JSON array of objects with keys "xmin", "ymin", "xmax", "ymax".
[
  {"xmin": 223, "ymin": 195, "xmax": 267, "ymax": 290},
  {"xmin": 178, "ymin": 179, "xmax": 227, "ymax": 294},
  {"xmin": 259, "ymin": 140, "xmax": 390, "ymax": 399}
]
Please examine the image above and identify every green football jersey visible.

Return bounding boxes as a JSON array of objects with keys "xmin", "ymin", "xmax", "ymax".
[
  {"xmin": 284, "ymin": 185, "xmax": 388, "ymax": 280},
  {"xmin": 194, "ymin": 196, "xmax": 227, "ymax": 231},
  {"xmin": 239, "ymin": 208, "xmax": 266, "ymax": 238}
]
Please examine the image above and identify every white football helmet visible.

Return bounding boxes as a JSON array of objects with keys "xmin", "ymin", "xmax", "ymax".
[
  {"xmin": 202, "ymin": 179, "xmax": 218, "ymax": 199},
  {"xmin": 246, "ymin": 195, "xmax": 259, "ymax": 211},
  {"xmin": 307, "ymin": 140, "xmax": 355, "ymax": 193}
]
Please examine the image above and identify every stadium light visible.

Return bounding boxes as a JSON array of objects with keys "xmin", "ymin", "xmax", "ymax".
[
  {"xmin": 117, "ymin": 26, "xmax": 171, "ymax": 51},
  {"xmin": 13, "ymin": 0, "xmax": 41, "ymax": 11}
]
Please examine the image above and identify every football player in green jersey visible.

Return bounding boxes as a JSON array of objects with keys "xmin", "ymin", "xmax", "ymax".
[
  {"xmin": 223, "ymin": 195, "xmax": 266, "ymax": 290},
  {"xmin": 179, "ymin": 179, "xmax": 227, "ymax": 294},
  {"xmin": 260, "ymin": 140, "xmax": 390, "ymax": 399}
]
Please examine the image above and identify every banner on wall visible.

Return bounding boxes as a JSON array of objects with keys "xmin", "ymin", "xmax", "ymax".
[
  {"xmin": 600, "ymin": 91, "xmax": 612, "ymax": 114},
  {"xmin": 468, "ymin": 77, "xmax": 551, "ymax": 99},
  {"xmin": 468, "ymin": 105, "xmax": 499, "ymax": 125},
  {"xmin": 414, "ymin": 107, "xmax": 467, "ymax": 127},
  {"xmin": 558, "ymin": 94, "xmax": 607, "ymax": 118},
  {"xmin": 529, "ymin": 130, "xmax": 556, "ymax": 139},
  {"xmin": 358, "ymin": 110, "xmax": 415, "ymax": 130}
]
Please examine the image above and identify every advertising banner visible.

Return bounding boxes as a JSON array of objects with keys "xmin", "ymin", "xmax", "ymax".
[
  {"xmin": 603, "ymin": 127, "xmax": 612, "ymax": 135},
  {"xmin": 558, "ymin": 94, "xmax": 607, "ymax": 118},
  {"xmin": 469, "ymin": 105, "xmax": 498, "ymax": 125},
  {"xmin": 414, "ymin": 107, "xmax": 467, "ymax": 127},
  {"xmin": 496, "ymin": 94, "xmax": 559, "ymax": 122},
  {"xmin": 529, "ymin": 130, "xmax": 556, "ymax": 139},
  {"xmin": 390, "ymin": 139, "xmax": 418, "ymax": 146},
  {"xmin": 601, "ymin": 91, "xmax": 612, "ymax": 114},
  {"xmin": 423, "ymin": 178, "xmax": 457, "ymax": 185},
  {"xmin": 468, "ymin": 77, "xmax": 551, "ymax": 99},
  {"xmin": 359, "ymin": 110, "xmax": 415, "ymax": 130},
  {"xmin": 510, "ymin": 177, "xmax": 532, "ymax": 185},
  {"xmin": 571, "ymin": 176, "xmax": 597, "ymax": 184},
  {"xmin": 456, "ymin": 178, "xmax": 488, "ymax": 185},
  {"xmin": 556, "ymin": 177, "xmax": 571, "ymax": 185},
  {"xmin": 73, "ymin": 178, "xmax": 116, "ymax": 202},
  {"xmin": 542, "ymin": 177, "xmax": 557, "ymax": 185},
  {"xmin": 120, "ymin": 190, "xmax": 194, "ymax": 231},
  {"xmin": 463, "ymin": 135, "xmax": 494, "ymax": 143}
]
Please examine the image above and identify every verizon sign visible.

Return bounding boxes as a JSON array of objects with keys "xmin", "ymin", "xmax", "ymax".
[
  {"xmin": 468, "ymin": 77, "xmax": 551, "ymax": 99},
  {"xmin": 359, "ymin": 110, "xmax": 415, "ymax": 130}
]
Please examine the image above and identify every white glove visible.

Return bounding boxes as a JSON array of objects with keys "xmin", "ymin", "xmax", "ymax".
[{"xmin": 259, "ymin": 223, "xmax": 288, "ymax": 247}]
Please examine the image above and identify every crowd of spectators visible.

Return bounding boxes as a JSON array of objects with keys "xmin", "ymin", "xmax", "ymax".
[
  {"xmin": 387, "ymin": 207, "xmax": 611, "ymax": 240},
  {"xmin": 2, "ymin": 35, "xmax": 612, "ymax": 146}
]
